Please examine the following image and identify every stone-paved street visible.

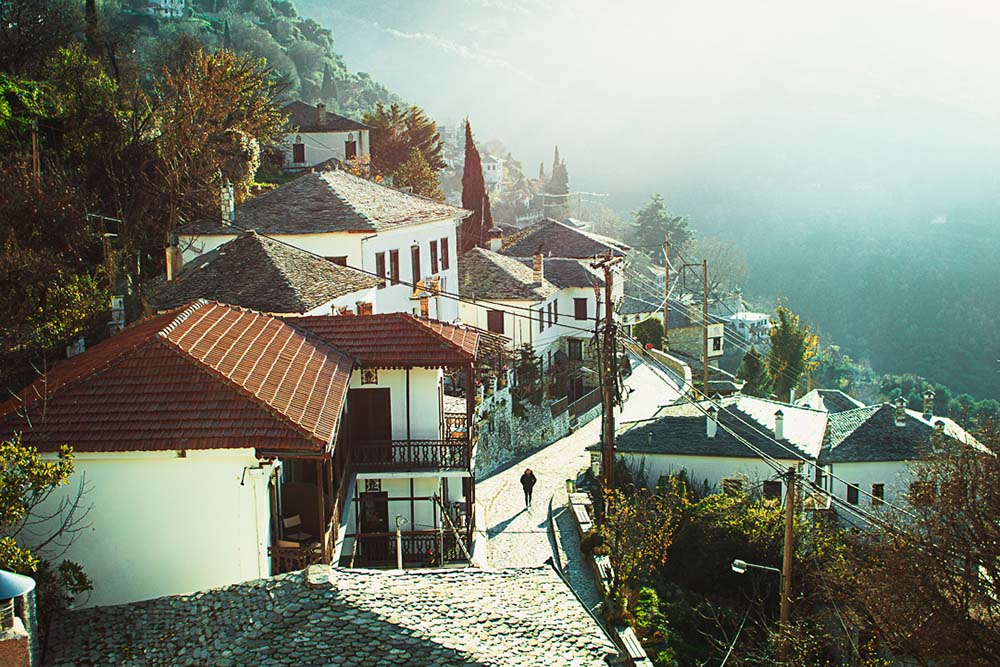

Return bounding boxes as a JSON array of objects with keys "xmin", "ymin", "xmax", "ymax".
[{"xmin": 476, "ymin": 361, "xmax": 682, "ymax": 589}]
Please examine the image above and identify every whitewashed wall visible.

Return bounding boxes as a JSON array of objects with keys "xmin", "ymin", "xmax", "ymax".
[
  {"xmin": 458, "ymin": 298, "xmax": 541, "ymax": 351},
  {"xmin": 282, "ymin": 129, "xmax": 370, "ymax": 169},
  {"xmin": 348, "ymin": 368, "xmax": 443, "ymax": 440},
  {"xmin": 302, "ymin": 286, "xmax": 379, "ymax": 316},
  {"xmin": 825, "ymin": 460, "xmax": 913, "ymax": 510},
  {"xmin": 618, "ymin": 452, "xmax": 801, "ymax": 495},
  {"xmin": 29, "ymin": 449, "xmax": 273, "ymax": 608}
]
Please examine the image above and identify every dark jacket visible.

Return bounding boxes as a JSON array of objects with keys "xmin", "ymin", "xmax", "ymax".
[{"xmin": 520, "ymin": 471, "xmax": 537, "ymax": 490}]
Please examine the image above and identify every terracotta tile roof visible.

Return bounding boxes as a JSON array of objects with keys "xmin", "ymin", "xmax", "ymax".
[
  {"xmin": 147, "ymin": 231, "xmax": 377, "ymax": 313},
  {"xmin": 288, "ymin": 313, "xmax": 495, "ymax": 368},
  {"xmin": 181, "ymin": 171, "xmax": 469, "ymax": 236},
  {"xmin": 500, "ymin": 219, "xmax": 630, "ymax": 258},
  {"xmin": 282, "ymin": 100, "xmax": 371, "ymax": 133},
  {"xmin": 0, "ymin": 302, "xmax": 353, "ymax": 453}
]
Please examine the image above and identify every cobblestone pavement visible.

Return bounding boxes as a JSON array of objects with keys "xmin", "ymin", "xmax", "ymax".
[{"xmin": 477, "ymin": 362, "xmax": 681, "ymax": 577}]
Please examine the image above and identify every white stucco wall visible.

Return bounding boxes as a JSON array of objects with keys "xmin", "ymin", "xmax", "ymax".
[
  {"xmin": 349, "ymin": 368, "xmax": 444, "ymax": 440},
  {"xmin": 28, "ymin": 449, "xmax": 273, "ymax": 608},
  {"xmin": 283, "ymin": 129, "xmax": 370, "ymax": 169},
  {"xmin": 618, "ymin": 452, "xmax": 803, "ymax": 495},
  {"xmin": 824, "ymin": 460, "xmax": 912, "ymax": 510},
  {"xmin": 458, "ymin": 298, "xmax": 541, "ymax": 351}
]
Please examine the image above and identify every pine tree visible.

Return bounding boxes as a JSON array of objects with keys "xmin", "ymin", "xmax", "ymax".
[
  {"xmin": 736, "ymin": 345, "xmax": 773, "ymax": 397},
  {"xmin": 320, "ymin": 63, "xmax": 338, "ymax": 107},
  {"xmin": 460, "ymin": 119, "xmax": 493, "ymax": 253},
  {"xmin": 539, "ymin": 162, "xmax": 545, "ymax": 180},
  {"xmin": 768, "ymin": 306, "xmax": 819, "ymax": 401},
  {"xmin": 628, "ymin": 194, "xmax": 692, "ymax": 264},
  {"xmin": 393, "ymin": 149, "xmax": 444, "ymax": 201}
]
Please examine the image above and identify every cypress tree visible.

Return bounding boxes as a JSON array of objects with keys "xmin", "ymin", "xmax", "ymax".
[
  {"xmin": 552, "ymin": 145, "xmax": 560, "ymax": 176},
  {"xmin": 736, "ymin": 345, "xmax": 774, "ymax": 398},
  {"xmin": 460, "ymin": 120, "xmax": 493, "ymax": 253},
  {"xmin": 223, "ymin": 19, "xmax": 232, "ymax": 50},
  {"xmin": 321, "ymin": 63, "xmax": 338, "ymax": 107},
  {"xmin": 546, "ymin": 151, "xmax": 570, "ymax": 220}
]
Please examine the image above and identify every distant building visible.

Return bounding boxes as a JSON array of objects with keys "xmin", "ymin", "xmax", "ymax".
[
  {"xmin": 482, "ymin": 154, "xmax": 504, "ymax": 189},
  {"xmin": 142, "ymin": 0, "xmax": 185, "ymax": 18},
  {"xmin": 281, "ymin": 101, "xmax": 371, "ymax": 171}
]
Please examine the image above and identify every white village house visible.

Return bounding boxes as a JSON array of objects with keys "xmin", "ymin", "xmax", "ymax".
[
  {"xmin": 281, "ymin": 101, "xmax": 371, "ymax": 171},
  {"xmin": 602, "ymin": 388, "xmax": 978, "ymax": 516},
  {"xmin": 0, "ymin": 301, "xmax": 502, "ymax": 607},
  {"xmin": 178, "ymin": 170, "xmax": 470, "ymax": 321}
]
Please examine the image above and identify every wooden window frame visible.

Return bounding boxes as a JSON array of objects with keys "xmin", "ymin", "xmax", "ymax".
[
  {"xmin": 430, "ymin": 240, "xmax": 439, "ymax": 274},
  {"xmin": 847, "ymin": 483, "xmax": 860, "ymax": 505},
  {"xmin": 440, "ymin": 237, "xmax": 450, "ymax": 270},
  {"xmin": 389, "ymin": 250, "xmax": 400, "ymax": 286},
  {"xmin": 486, "ymin": 309, "xmax": 505, "ymax": 335},
  {"xmin": 411, "ymin": 245, "xmax": 421, "ymax": 285},
  {"xmin": 871, "ymin": 483, "xmax": 885, "ymax": 507},
  {"xmin": 375, "ymin": 252, "xmax": 386, "ymax": 289},
  {"xmin": 574, "ymin": 298, "xmax": 588, "ymax": 321},
  {"xmin": 292, "ymin": 142, "xmax": 305, "ymax": 164}
]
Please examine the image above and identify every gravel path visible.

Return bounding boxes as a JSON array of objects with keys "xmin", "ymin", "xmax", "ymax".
[{"xmin": 476, "ymin": 362, "xmax": 682, "ymax": 581}]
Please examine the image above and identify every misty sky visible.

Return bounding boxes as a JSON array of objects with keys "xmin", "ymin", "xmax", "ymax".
[{"xmin": 301, "ymin": 0, "xmax": 1000, "ymax": 230}]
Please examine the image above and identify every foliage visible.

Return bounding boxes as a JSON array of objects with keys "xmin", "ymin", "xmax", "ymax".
[
  {"xmin": 828, "ymin": 426, "xmax": 1000, "ymax": 667},
  {"xmin": 633, "ymin": 317, "xmax": 664, "ymax": 350},
  {"xmin": 545, "ymin": 145, "xmax": 570, "ymax": 220},
  {"xmin": 0, "ymin": 435, "xmax": 92, "ymax": 635},
  {"xmin": 602, "ymin": 481, "xmax": 686, "ymax": 592},
  {"xmin": 364, "ymin": 101, "xmax": 446, "ymax": 178},
  {"xmin": 768, "ymin": 305, "xmax": 818, "ymax": 401},
  {"xmin": 392, "ymin": 149, "xmax": 443, "ymax": 201},
  {"xmin": 459, "ymin": 119, "xmax": 493, "ymax": 253},
  {"xmin": 688, "ymin": 236, "xmax": 750, "ymax": 298},
  {"xmin": 737, "ymin": 345, "xmax": 774, "ymax": 398},
  {"xmin": 0, "ymin": 0, "xmax": 81, "ymax": 76},
  {"xmin": 627, "ymin": 194, "xmax": 693, "ymax": 265},
  {"xmin": 512, "ymin": 343, "xmax": 542, "ymax": 406}
]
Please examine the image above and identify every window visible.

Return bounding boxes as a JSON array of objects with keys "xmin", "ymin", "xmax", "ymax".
[
  {"xmin": 440, "ymin": 237, "xmax": 450, "ymax": 270},
  {"xmin": 554, "ymin": 300, "xmax": 559, "ymax": 324},
  {"xmin": 574, "ymin": 298, "xmax": 588, "ymax": 321},
  {"xmin": 847, "ymin": 483, "xmax": 860, "ymax": 505},
  {"xmin": 389, "ymin": 250, "xmax": 400, "ymax": 285},
  {"xmin": 292, "ymin": 142, "xmax": 305, "ymax": 163},
  {"xmin": 763, "ymin": 480, "xmax": 782, "ymax": 500},
  {"xmin": 486, "ymin": 310, "xmax": 505, "ymax": 334},
  {"xmin": 411, "ymin": 245, "xmax": 421, "ymax": 285},
  {"xmin": 538, "ymin": 308, "xmax": 544, "ymax": 332},
  {"xmin": 326, "ymin": 256, "xmax": 348, "ymax": 266},
  {"xmin": 871, "ymin": 483, "xmax": 885, "ymax": 507},
  {"xmin": 909, "ymin": 480, "xmax": 935, "ymax": 505},
  {"xmin": 547, "ymin": 302, "xmax": 554, "ymax": 327},
  {"xmin": 568, "ymin": 339, "xmax": 583, "ymax": 361},
  {"xmin": 712, "ymin": 337, "xmax": 722, "ymax": 351},
  {"xmin": 430, "ymin": 240, "xmax": 439, "ymax": 274},
  {"xmin": 375, "ymin": 252, "xmax": 386, "ymax": 289},
  {"xmin": 345, "ymin": 137, "xmax": 357, "ymax": 159},
  {"xmin": 814, "ymin": 466, "xmax": 826, "ymax": 489}
]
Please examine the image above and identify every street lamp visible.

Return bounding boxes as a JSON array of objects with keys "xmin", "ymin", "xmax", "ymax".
[{"xmin": 731, "ymin": 558, "xmax": 781, "ymax": 576}]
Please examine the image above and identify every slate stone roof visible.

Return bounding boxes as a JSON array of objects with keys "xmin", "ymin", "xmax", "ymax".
[
  {"xmin": 819, "ymin": 405, "xmax": 975, "ymax": 463},
  {"xmin": 289, "ymin": 312, "xmax": 504, "ymax": 368},
  {"xmin": 0, "ymin": 302, "xmax": 354, "ymax": 453},
  {"xmin": 458, "ymin": 247, "xmax": 557, "ymax": 300},
  {"xmin": 45, "ymin": 566, "xmax": 619, "ymax": 667},
  {"xmin": 796, "ymin": 388, "xmax": 866, "ymax": 414},
  {"xmin": 283, "ymin": 100, "xmax": 371, "ymax": 133},
  {"xmin": 181, "ymin": 171, "xmax": 469, "ymax": 236},
  {"xmin": 500, "ymin": 218, "xmax": 630, "ymax": 258},
  {"xmin": 514, "ymin": 256, "xmax": 604, "ymax": 289},
  {"xmin": 147, "ymin": 232, "xmax": 377, "ymax": 313},
  {"xmin": 613, "ymin": 396, "xmax": 827, "ymax": 461}
]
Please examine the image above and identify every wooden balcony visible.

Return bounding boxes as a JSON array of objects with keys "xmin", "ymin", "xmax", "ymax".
[
  {"xmin": 351, "ymin": 530, "xmax": 467, "ymax": 567},
  {"xmin": 351, "ymin": 438, "xmax": 470, "ymax": 471}
]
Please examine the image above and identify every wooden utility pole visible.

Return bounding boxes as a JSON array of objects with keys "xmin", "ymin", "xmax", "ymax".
[
  {"xmin": 592, "ymin": 252, "xmax": 622, "ymax": 492},
  {"xmin": 30, "ymin": 119, "xmax": 40, "ymax": 187},
  {"xmin": 779, "ymin": 466, "xmax": 796, "ymax": 661},
  {"xmin": 662, "ymin": 233, "xmax": 670, "ymax": 350},
  {"xmin": 702, "ymin": 260, "xmax": 710, "ymax": 397}
]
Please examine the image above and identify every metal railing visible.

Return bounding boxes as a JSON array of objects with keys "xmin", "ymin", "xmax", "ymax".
[{"xmin": 351, "ymin": 439, "xmax": 469, "ymax": 470}]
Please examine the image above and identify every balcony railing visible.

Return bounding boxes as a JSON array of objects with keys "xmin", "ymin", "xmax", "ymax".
[
  {"xmin": 352, "ymin": 530, "xmax": 466, "ymax": 566},
  {"xmin": 351, "ymin": 439, "xmax": 469, "ymax": 471}
]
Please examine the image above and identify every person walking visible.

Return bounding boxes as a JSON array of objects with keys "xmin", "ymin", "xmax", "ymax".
[{"xmin": 520, "ymin": 468, "xmax": 537, "ymax": 508}]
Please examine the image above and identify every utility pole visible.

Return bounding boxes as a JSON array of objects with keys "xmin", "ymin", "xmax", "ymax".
[
  {"xmin": 662, "ymin": 233, "xmax": 670, "ymax": 350},
  {"xmin": 592, "ymin": 252, "xmax": 622, "ymax": 492},
  {"xmin": 702, "ymin": 259, "xmax": 709, "ymax": 397},
  {"xmin": 780, "ymin": 466, "xmax": 796, "ymax": 661},
  {"xmin": 30, "ymin": 119, "xmax": 40, "ymax": 187}
]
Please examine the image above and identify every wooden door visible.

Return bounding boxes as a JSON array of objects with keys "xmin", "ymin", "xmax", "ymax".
[
  {"xmin": 348, "ymin": 388, "xmax": 392, "ymax": 465},
  {"xmin": 359, "ymin": 491, "xmax": 389, "ymax": 562}
]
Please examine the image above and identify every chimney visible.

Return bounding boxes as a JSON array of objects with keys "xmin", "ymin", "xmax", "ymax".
[
  {"xmin": 789, "ymin": 387, "xmax": 796, "ymax": 403},
  {"xmin": 0, "ymin": 570, "xmax": 35, "ymax": 667},
  {"xmin": 488, "ymin": 227, "xmax": 503, "ymax": 252},
  {"xmin": 165, "ymin": 234, "xmax": 183, "ymax": 282},
  {"xmin": 316, "ymin": 102, "xmax": 327, "ymax": 125},
  {"xmin": 774, "ymin": 409, "xmax": 784, "ymax": 440},
  {"xmin": 419, "ymin": 295, "xmax": 430, "ymax": 318},
  {"xmin": 221, "ymin": 180, "xmax": 235, "ymax": 225},
  {"xmin": 922, "ymin": 389, "xmax": 935, "ymax": 420},
  {"xmin": 533, "ymin": 252, "xmax": 544, "ymax": 285},
  {"xmin": 706, "ymin": 406, "xmax": 718, "ymax": 438},
  {"xmin": 894, "ymin": 397, "xmax": 907, "ymax": 427},
  {"xmin": 934, "ymin": 419, "xmax": 945, "ymax": 435}
]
